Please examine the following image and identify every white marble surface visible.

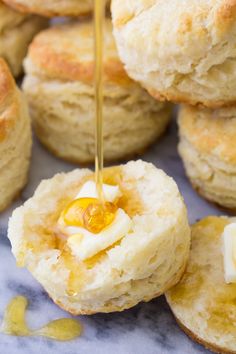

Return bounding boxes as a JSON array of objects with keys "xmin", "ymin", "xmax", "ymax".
[{"xmin": 0, "ymin": 119, "xmax": 223, "ymax": 354}]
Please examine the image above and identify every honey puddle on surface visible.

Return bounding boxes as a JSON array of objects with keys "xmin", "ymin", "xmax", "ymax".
[{"xmin": 0, "ymin": 296, "xmax": 82, "ymax": 341}]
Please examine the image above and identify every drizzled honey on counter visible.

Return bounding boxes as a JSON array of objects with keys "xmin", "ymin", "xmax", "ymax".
[{"xmin": 0, "ymin": 296, "xmax": 82, "ymax": 341}]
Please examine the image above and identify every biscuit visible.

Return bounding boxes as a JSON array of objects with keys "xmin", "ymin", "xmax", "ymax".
[
  {"xmin": 0, "ymin": 59, "xmax": 32, "ymax": 212},
  {"xmin": 0, "ymin": 1, "xmax": 47, "ymax": 77},
  {"xmin": 3, "ymin": 0, "xmax": 109, "ymax": 17},
  {"xmin": 112, "ymin": 0, "xmax": 236, "ymax": 108},
  {"xmin": 178, "ymin": 105, "xmax": 236, "ymax": 210},
  {"xmin": 166, "ymin": 216, "xmax": 236, "ymax": 354},
  {"xmin": 23, "ymin": 20, "xmax": 172, "ymax": 164},
  {"xmin": 8, "ymin": 160, "xmax": 190, "ymax": 314}
]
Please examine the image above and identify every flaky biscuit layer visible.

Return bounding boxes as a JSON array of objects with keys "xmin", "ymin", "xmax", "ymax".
[
  {"xmin": 178, "ymin": 105, "xmax": 236, "ymax": 209},
  {"xmin": 112, "ymin": 0, "xmax": 236, "ymax": 108},
  {"xmin": 8, "ymin": 160, "xmax": 190, "ymax": 314},
  {"xmin": 0, "ymin": 59, "xmax": 32, "ymax": 212},
  {"xmin": 23, "ymin": 20, "xmax": 172, "ymax": 163}
]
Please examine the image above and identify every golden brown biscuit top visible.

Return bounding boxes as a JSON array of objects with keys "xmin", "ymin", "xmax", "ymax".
[
  {"xmin": 0, "ymin": 59, "xmax": 20, "ymax": 141},
  {"xmin": 2, "ymin": 0, "xmax": 96, "ymax": 17},
  {"xmin": 0, "ymin": 0, "xmax": 30, "ymax": 31},
  {"xmin": 27, "ymin": 20, "xmax": 132, "ymax": 86},
  {"xmin": 179, "ymin": 105, "xmax": 236, "ymax": 165},
  {"xmin": 112, "ymin": 0, "xmax": 236, "ymax": 41}
]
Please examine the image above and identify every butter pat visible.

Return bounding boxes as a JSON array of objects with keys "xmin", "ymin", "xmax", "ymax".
[
  {"xmin": 68, "ymin": 209, "xmax": 131, "ymax": 261},
  {"xmin": 76, "ymin": 181, "xmax": 120, "ymax": 202},
  {"xmin": 222, "ymin": 223, "xmax": 236, "ymax": 283},
  {"xmin": 65, "ymin": 181, "xmax": 132, "ymax": 261}
]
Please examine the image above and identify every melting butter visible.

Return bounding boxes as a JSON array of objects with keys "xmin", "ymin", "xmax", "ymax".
[{"xmin": 0, "ymin": 296, "xmax": 82, "ymax": 341}]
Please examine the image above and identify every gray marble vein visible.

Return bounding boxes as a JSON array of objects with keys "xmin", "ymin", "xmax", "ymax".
[{"xmin": 0, "ymin": 118, "xmax": 224, "ymax": 354}]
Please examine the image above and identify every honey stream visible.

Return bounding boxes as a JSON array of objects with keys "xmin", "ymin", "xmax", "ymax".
[{"xmin": 94, "ymin": 0, "xmax": 105, "ymax": 203}]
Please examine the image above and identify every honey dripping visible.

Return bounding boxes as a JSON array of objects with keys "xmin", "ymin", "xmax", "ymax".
[
  {"xmin": 2, "ymin": 2, "xmax": 114, "ymax": 341},
  {"xmin": 94, "ymin": 0, "xmax": 105, "ymax": 204},
  {"xmin": 62, "ymin": 197, "xmax": 117, "ymax": 233},
  {"xmin": 0, "ymin": 296, "xmax": 82, "ymax": 341},
  {"xmin": 63, "ymin": 0, "xmax": 116, "ymax": 234}
]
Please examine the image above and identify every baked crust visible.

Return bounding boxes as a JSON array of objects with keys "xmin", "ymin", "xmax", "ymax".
[
  {"xmin": 175, "ymin": 316, "xmax": 236, "ymax": 354},
  {"xmin": 177, "ymin": 104, "xmax": 236, "ymax": 209},
  {"xmin": 0, "ymin": 57, "xmax": 24, "ymax": 141},
  {"xmin": 0, "ymin": 59, "xmax": 32, "ymax": 211},
  {"xmin": 2, "ymin": 0, "xmax": 109, "ymax": 17},
  {"xmin": 0, "ymin": 1, "xmax": 47, "ymax": 77},
  {"xmin": 23, "ymin": 19, "xmax": 172, "ymax": 164},
  {"xmin": 112, "ymin": 0, "xmax": 236, "ymax": 108},
  {"xmin": 149, "ymin": 88, "xmax": 236, "ymax": 110},
  {"xmin": 27, "ymin": 21, "xmax": 132, "ymax": 85},
  {"xmin": 179, "ymin": 105, "xmax": 236, "ymax": 165},
  {"xmin": 0, "ymin": 58, "xmax": 15, "ymax": 118}
]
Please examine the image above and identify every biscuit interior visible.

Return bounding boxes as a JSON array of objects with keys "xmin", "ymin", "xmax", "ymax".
[{"xmin": 166, "ymin": 216, "xmax": 236, "ymax": 354}]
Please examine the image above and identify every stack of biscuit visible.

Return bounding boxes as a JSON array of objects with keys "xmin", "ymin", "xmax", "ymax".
[
  {"xmin": 0, "ymin": 2, "xmax": 172, "ymax": 199},
  {"xmin": 4, "ymin": 0, "xmax": 191, "ymax": 324},
  {"xmin": 112, "ymin": 0, "xmax": 236, "ymax": 211},
  {"xmin": 0, "ymin": 0, "xmax": 172, "ymax": 166},
  {"xmin": 22, "ymin": 19, "xmax": 172, "ymax": 164},
  {"xmin": 111, "ymin": 0, "xmax": 236, "ymax": 352}
]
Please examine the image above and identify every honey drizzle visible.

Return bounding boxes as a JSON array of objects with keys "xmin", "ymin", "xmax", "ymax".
[
  {"xmin": 94, "ymin": 0, "xmax": 105, "ymax": 203},
  {"xmin": 2, "ymin": 3, "xmax": 113, "ymax": 340},
  {"xmin": 0, "ymin": 296, "xmax": 82, "ymax": 341}
]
